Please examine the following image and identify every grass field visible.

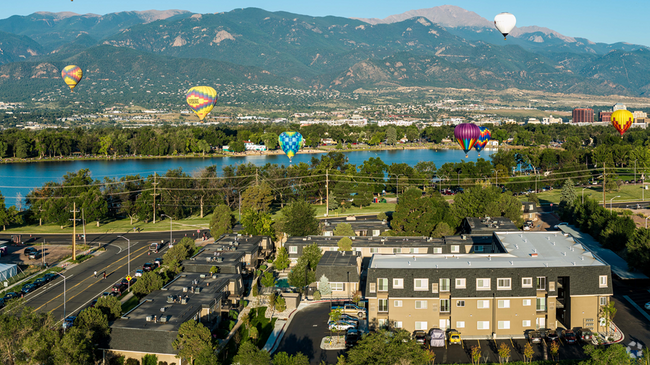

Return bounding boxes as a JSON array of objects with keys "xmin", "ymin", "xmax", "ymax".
[{"xmin": 533, "ymin": 183, "xmax": 649, "ymax": 206}]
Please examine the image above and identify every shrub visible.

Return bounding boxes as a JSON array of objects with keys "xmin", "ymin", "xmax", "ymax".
[
  {"xmin": 313, "ymin": 291, "xmax": 321, "ymax": 300},
  {"xmin": 125, "ymin": 359, "xmax": 140, "ymax": 365},
  {"xmin": 142, "ymin": 354, "xmax": 158, "ymax": 365},
  {"xmin": 275, "ymin": 296, "xmax": 287, "ymax": 312},
  {"xmin": 377, "ymin": 212, "xmax": 387, "ymax": 221}
]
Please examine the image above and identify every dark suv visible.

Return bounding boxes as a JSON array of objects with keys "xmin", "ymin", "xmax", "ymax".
[
  {"xmin": 143, "ymin": 263, "xmax": 154, "ymax": 272},
  {"xmin": 112, "ymin": 282, "xmax": 127, "ymax": 294}
]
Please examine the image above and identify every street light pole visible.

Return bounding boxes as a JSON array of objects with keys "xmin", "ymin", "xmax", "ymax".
[
  {"xmin": 117, "ymin": 235, "xmax": 131, "ymax": 291},
  {"xmin": 610, "ymin": 196, "xmax": 621, "ymax": 212},
  {"xmin": 56, "ymin": 273, "xmax": 67, "ymax": 321},
  {"xmin": 161, "ymin": 214, "xmax": 172, "ymax": 248},
  {"xmin": 390, "ymin": 174, "xmax": 403, "ymax": 199}
]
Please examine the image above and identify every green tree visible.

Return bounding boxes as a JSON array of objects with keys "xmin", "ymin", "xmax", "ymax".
[
  {"xmin": 53, "ymin": 327, "xmax": 95, "ymax": 365},
  {"xmin": 241, "ymin": 209, "xmax": 275, "ymax": 237},
  {"xmin": 272, "ymin": 352, "xmax": 310, "ymax": 365},
  {"xmin": 232, "ymin": 341, "xmax": 271, "ymax": 365},
  {"xmin": 582, "ymin": 343, "xmax": 630, "ymax": 365},
  {"xmin": 278, "ymin": 200, "xmax": 319, "ymax": 236},
  {"xmin": 209, "ymin": 204, "xmax": 235, "ymax": 238},
  {"xmin": 498, "ymin": 342, "xmax": 511, "ymax": 364},
  {"xmin": 241, "ymin": 182, "xmax": 273, "ymax": 213},
  {"xmin": 337, "ymin": 237, "xmax": 353, "ymax": 251},
  {"xmin": 600, "ymin": 301, "xmax": 617, "ymax": 337},
  {"xmin": 626, "ymin": 228, "xmax": 650, "ymax": 271},
  {"xmin": 229, "ymin": 140, "xmax": 246, "ymax": 153},
  {"xmin": 431, "ymin": 222, "xmax": 454, "ymax": 238},
  {"xmin": 172, "ymin": 321, "xmax": 213, "ymax": 365},
  {"xmin": 262, "ymin": 132, "xmax": 279, "ymax": 150},
  {"xmin": 194, "ymin": 346, "xmax": 220, "ymax": 365},
  {"xmin": 386, "ymin": 127, "xmax": 397, "ymax": 145},
  {"xmin": 523, "ymin": 342, "xmax": 534, "ymax": 364},
  {"xmin": 275, "ymin": 247, "xmax": 291, "ymax": 272},
  {"xmin": 560, "ymin": 178, "xmax": 577, "ymax": 207},
  {"xmin": 392, "ymin": 188, "xmax": 455, "ymax": 236},
  {"xmin": 261, "ymin": 272, "xmax": 277, "ymax": 288},
  {"xmin": 275, "ymin": 296, "xmax": 287, "ymax": 312},
  {"xmin": 142, "ymin": 354, "xmax": 158, "ymax": 365},
  {"xmin": 288, "ymin": 259, "xmax": 316, "ymax": 288},
  {"xmin": 318, "ymin": 275, "xmax": 332, "ymax": 300},
  {"xmin": 333, "ymin": 222, "xmax": 355, "ymax": 236},
  {"xmin": 96, "ymin": 296, "xmax": 122, "ymax": 321},
  {"xmin": 132, "ymin": 271, "xmax": 164, "ymax": 297},
  {"xmin": 76, "ymin": 307, "xmax": 110, "ymax": 343},
  {"xmin": 346, "ymin": 329, "xmax": 433, "ymax": 365}
]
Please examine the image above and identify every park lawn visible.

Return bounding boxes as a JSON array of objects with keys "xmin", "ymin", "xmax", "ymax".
[
  {"xmin": 532, "ymin": 183, "xmax": 649, "ymax": 206},
  {"xmin": 270, "ymin": 202, "xmax": 396, "ymax": 219}
]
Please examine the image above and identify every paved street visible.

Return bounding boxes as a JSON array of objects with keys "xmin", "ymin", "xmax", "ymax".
[
  {"xmin": 1, "ymin": 229, "xmax": 209, "ymax": 321},
  {"xmin": 612, "ymin": 279, "xmax": 650, "ymax": 351}
]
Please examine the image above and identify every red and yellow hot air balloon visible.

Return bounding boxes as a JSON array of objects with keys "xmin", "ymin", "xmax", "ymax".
[
  {"xmin": 611, "ymin": 109, "xmax": 634, "ymax": 137},
  {"xmin": 61, "ymin": 65, "xmax": 83, "ymax": 91},
  {"xmin": 186, "ymin": 86, "xmax": 218, "ymax": 122}
]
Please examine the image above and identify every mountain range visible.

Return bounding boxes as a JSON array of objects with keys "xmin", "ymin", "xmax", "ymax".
[{"xmin": 0, "ymin": 5, "xmax": 649, "ymax": 104}]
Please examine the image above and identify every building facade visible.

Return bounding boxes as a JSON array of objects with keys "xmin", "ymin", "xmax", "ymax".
[
  {"xmin": 365, "ymin": 232, "xmax": 612, "ymax": 339},
  {"xmin": 572, "ymin": 108, "xmax": 593, "ymax": 123}
]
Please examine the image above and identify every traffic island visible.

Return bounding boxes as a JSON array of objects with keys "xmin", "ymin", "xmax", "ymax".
[{"xmin": 320, "ymin": 336, "xmax": 345, "ymax": 350}]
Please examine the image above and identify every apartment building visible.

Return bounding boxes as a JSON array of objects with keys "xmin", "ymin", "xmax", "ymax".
[
  {"xmin": 314, "ymin": 251, "xmax": 362, "ymax": 299},
  {"xmin": 365, "ymin": 231, "xmax": 612, "ymax": 339},
  {"xmin": 321, "ymin": 216, "xmax": 391, "ymax": 237},
  {"xmin": 460, "ymin": 217, "xmax": 519, "ymax": 235},
  {"xmin": 104, "ymin": 273, "xmax": 238, "ymax": 364}
]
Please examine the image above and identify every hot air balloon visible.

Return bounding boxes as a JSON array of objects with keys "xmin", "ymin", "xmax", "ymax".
[
  {"xmin": 61, "ymin": 65, "xmax": 83, "ymax": 91},
  {"xmin": 474, "ymin": 126, "xmax": 491, "ymax": 156},
  {"xmin": 494, "ymin": 12, "xmax": 516, "ymax": 40},
  {"xmin": 611, "ymin": 109, "xmax": 634, "ymax": 137},
  {"xmin": 278, "ymin": 131, "xmax": 303, "ymax": 163},
  {"xmin": 454, "ymin": 123, "xmax": 481, "ymax": 158},
  {"xmin": 186, "ymin": 86, "xmax": 218, "ymax": 122}
]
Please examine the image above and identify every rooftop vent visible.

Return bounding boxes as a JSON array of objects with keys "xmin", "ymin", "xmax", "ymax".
[
  {"xmin": 551, "ymin": 241, "xmax": 556, "ymax": 245},
  {"xmin": 461, "ymin": 235, "xmax": 467, "ymax": 240},
  {"xmin": 562, "ymin": 252, "xmax": 567, "ymax": 256},
  {"xmin": 167, "ymin": 295, "xmax": 175, "ymax": 303},
  {"xmin": 530, "ymin": 253, "xmax": 538, "ymax": 257},
  {"xmin": 200, "ymin": 274, "xmax": 206, "ymax": 278},
  {"xmin": 206, "ymin": 257, "xmax": 212, "ymax": 262},
  {"xmin": 467, "ymin": 261, "xmax": 471, "ymax": 266},
  {"xmin": 307, "ymin": 237, "xmax": 311, "ymax": 240},
  {"xmin": 160, "ymin": 307, "xmax": 166, "ymax": 313},
  {"xmin": 183, "ymin": 287, "xmax": 188, "ymax": 293},
  {"xmin": 302, "ymin": 238, "xmax": 307, "ymax": 241},
  {"xmin": 159, "ymin": 316, "xmax": 168, "ymax": 323},
  {"xmin": 181, "ymin": 297, "xmax": 188, "ymax": 305},
  {"xmin": 509, "ymin": 261, "xmax": 514, "ymax": 265}
]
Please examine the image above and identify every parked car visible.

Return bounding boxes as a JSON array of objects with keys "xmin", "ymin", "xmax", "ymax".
[
  {"xmin": 23, "ymin": 247, "xmax": 37, "ymax": 257},
  {"xmin": 328, "ymin": 320, "xmax": 357, "ymax": 331},
  {"xmin": 448, "ymin": 330, "xmax": 462, "ymax": 345},
  {"xmin": 528, "ymin": 330, "xmax": 542, "ymax": 343},
  {"xmin": 345, "ymin": 329, "xmax": 361, "ymax": 348},
  {"xmin": 328, "ymin": 314, "xmax": 359, "ymax": 324},
  {"xmin": 154, "ymin": 258, "xmax": 163, "ymax": 266},
  {"xmin": 577, "ymin": 328, "xmax": 593, "ymax": 343},
  {"xmin": 547, "ymin": 332, "xmax": 560, "ymax": 342},
  {"xmin": 29, "ymin": 250, "xmax": 42, "ymax": 260},
  {"xmin": 135, "ymin": 269, "xmax": 143, "ymax": 277},
  {"xmin": 563, "ymin": 330, "xmax": 577, "ymax": 344},
  {"xmin": 62, "ymin": 316, "xmax": 76, "ymax": 330},
  {"xmin": 143, "ymin": 263, "xmax": 154, "ymax": 272},
  {"xmin": 89, "ymin": 299, "xmax": 98, "ymax": 308},
  {"xmin": 429, "ymin": 328, "xmax": 445, "ymax": 348},
  {"xmin": 33, "ymin": 277, "xmax": 47, "ymax": 287},
  {"xmin": 3, "ymin": 292, "xmax": 19, "ymax": 301},
  {"xmin": 120, "ymin": 277, "xmax": 137, "ymax": 286},
  {"xmin": 112, "ymin": 282, "xmax": 127, "ymax": 294},
  {"xmin": 331, "ymin": 303, "xmax": 366, "ymax": 319},
  {"xmin": 412, "ymin": 330, "xmax": 427, "ymax": 345},
  {"xmin": 0, "ymin": 298, "xmax": 5, "ymax": 309},
  {"xmin": 20, "ymin": 283, "xmax": 37, "ymax": 294},
  {"xmin": 42, "ymin": 273, "xmax": 57, "ymax": 282}
]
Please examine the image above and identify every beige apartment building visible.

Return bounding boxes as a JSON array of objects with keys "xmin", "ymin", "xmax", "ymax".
[{"xmin": 365, "ymin": 231, "xmax": 613, "ymax": 339}]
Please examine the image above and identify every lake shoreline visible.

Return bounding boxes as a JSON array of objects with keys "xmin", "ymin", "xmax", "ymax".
[{"xmin": 0, "ymin": 143, "xmax": 473, "ymax": 164}]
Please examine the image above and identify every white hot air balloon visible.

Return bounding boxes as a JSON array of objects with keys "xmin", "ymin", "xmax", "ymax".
[{"xmin": 494, "ymin": 12, "xmax": 516, "ymax": 40}]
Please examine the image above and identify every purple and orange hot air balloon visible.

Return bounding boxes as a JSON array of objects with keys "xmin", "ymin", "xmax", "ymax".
[
  {"xmin": 454, "ymin": 123, "xmax": 481, "ymax": 158},
  {"xmin": 474, "ymin": 126, "xmax": 491, "ymax": 157}
]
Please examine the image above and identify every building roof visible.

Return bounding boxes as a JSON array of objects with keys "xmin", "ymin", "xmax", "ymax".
[
  {"xmin": 315, "ymin": 251, "xmax": 361, "ymax": 283},
  {"xmin": 369, "ymin": 231, "xmax": 606, "ymax": 270},
  {"xmin": 462, "ymin": 217, "xmax": 519, "ymax": 234},
  {"xmin": 285, "ymin": 235, "xmax": 440, "ymax": 247},
  {"xmin": 318, "ymin": 251, "xmax": 360, "ymax": 267},
  {"xmin": 321, "ymin": 217, "xmax": 390, "ymax": 232},
  {"xmin": 108, "ymin": 273, "xmax": 235, "ymax": 354}
]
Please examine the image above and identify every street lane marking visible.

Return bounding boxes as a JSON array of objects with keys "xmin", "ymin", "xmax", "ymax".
[
  {"xmin": 623, "ymin": 295, "xmax": 650, "ymax": 323},
  {"xmin": 34, "ymin": 245, "xmax": 149, "ymax": 313}
]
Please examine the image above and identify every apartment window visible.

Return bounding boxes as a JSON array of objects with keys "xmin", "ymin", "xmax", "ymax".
[
  {"xmin": 536, "ymin": 298, "xmax": 546, "ymax": 311},
  {"xmin": 372, "ymin": 230, "xmax": 380, "ymax": 236},
  {"xmin": 394, "ymin": 300, "xmax": 403, "ymax": 308},
  {"xmin": 330, "ymin": 247, "xmax": 337, "ymax": 251},
  {"xmin": 378, "ymin": 278, "xmax": 388, "ymax": 292},
  {"xmin": 451, "ymin": 245, "xmax": 460, "ymax": 253},
  {"xmin": 599, "ymin": 275, "xmax": 608, "ymax": 288},
  {"xmin": 433, "ymin": 247, "xmax": 442, "ymax": 254},
  {"xmin": 477, "ymin": 300, "xmax": 490, "ymax": 309},
  {"xmin": 522, "ymin": 299, "xmax": 532, "ymax": 306},
  {"xmin": 457, "ymin": 321, "xmax": 465, "ymax": 328},
  {"xmin": 415, "ymin": 300, "xmax": 428, "ymax": 309},
  {"xmin": 289, "ymin": 246, "xmax": 298, "ymax": 254},
  {"xmin": 522, "ymin": 320, "xmax": 532, "ymax": 327},
  {"xmin": 431, "ymin": 283, "xmax": 439, "ymax": 293},
  {"xmin": 537, "ymin": 277, "xmax": 547, "ymax": 291},
  {"xmin": 498, "ymin": 300, "xmax": 510, "ymax": 308},
  {"xmin": 369, "ymin": 283, "xmax": 376, "ymax": 293},
  {"xmin": 415, "ymin": 322, "xmax": 428, "ymax": 331},
  {"xmin": 439, "ymin": 278, "xmax": 450, "ymax": 292},
  {"xmin": 497, "ymin": 278, "xmax": 512, "ymax": 290},
  {"xmin": 378, "ymin": 319, "xmax": 387, "ymax": 328},
  {"xmin": 393, "ymin": 278, "xmax": 404, "ymax": 289},
  {"xmin": 522, "ymin": 277, "xmax": 533, "ymax": 288},
  {"xmin": 370, "ymin": 248, "xmax": 378, "ymax": 254},
  {"xmin": 456, "ymin": 300, "xmax": 465, "ymax": 307},
  {"xmin": 549, "ymin": 281, "xmax": 555, "ymax": 291},
  {"xmin": 477, "ymin": 321, "xmax": 490, "ymax": 330},
  {"xmin": 414, "ymin": 278, "xmax": 429, "ymax": 291},
  {"xmin": 394, "ymin": 321, "xmax": 402, "ymax": 328},
  {"xmin": 476, "ymin": 278, "xmax": 491, "ymax": 290},
  {"xmin": 498, "ymin": 321, "xmax": 510, "ymax": 330},
  {"xmin": 410, "ymin": 248, "xmax": 418, "ymax": 254},
  {"xmin": 475, "ymin": 245, "xmax": 484, "ymax": 252},
  {"xmin": 600, "ymin": 297, "xmax": 608, "ymax": 306},
  {"xmin": 331, "ymin": 283, "xmax": 344, "ymax": 291},
  {"xmin": 455, "ymin": 278, "xmax": 466, "ymax": 289},
  {"xmin": 378, "ymin": 299, "xmax": 388, "ymax": 312},
  {"xmin": 440, "ymin": 299, "xmax": 450, "ymax": 313},
  {"xmin": 393, "ymin": 248, "xmax": 402, "ymax": 254}
]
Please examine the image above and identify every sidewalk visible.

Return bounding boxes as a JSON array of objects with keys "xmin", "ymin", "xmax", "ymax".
[{"xmin": 263, "ymin": 302, "xmax": 310, "ymax": 353}]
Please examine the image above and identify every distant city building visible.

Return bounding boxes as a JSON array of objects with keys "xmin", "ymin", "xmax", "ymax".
[
  {"xmin": 542, "ymin": 115, "xmax": 563, "ymax": 124},
  {"xmin": 377, "ymin": 120, "xmax": 416, "ymax": 127},
  {"xmin": 526, "ymin": 118, "xmax": 541, "ymax": 125},
  {"xmin": 572, "ymin": 108, "xmax": 593, "ymax": 123},
  {"xmin": 634, "ymin": 111, "xmax": 648, "ymax": 119},
  {"xmin": 613, "ymin": 103, "xmax": 626, "ymax": 111},
  {"xmin": 600, "ymin": 111, "xmax": 613, "ymax": 122}
]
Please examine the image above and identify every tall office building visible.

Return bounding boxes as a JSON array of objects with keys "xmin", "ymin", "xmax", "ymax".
[{"xmin": 572, "ymin": 108, "xmax": 594, "ymax": 123}]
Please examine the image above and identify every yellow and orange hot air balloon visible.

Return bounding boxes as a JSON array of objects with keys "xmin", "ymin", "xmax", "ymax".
[
  {"xmin": 61, "ymin": 65, "xmax": 83, "ymax": 91},
  {"xmin": 185, "ymin": 86, "xmax": 218, "ymax": 122},
  {"xmin": 611, "ymin": 109, "xmax": 634, "ymax": 137}
]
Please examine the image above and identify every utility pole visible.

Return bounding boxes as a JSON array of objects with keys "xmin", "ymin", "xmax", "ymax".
[
  {"xmin": 70, "ymin": 202, "xmax": 79, "ymax": 261},
  {"xmin": 256, "ymin": 169, "xmax": 259, "ymax": 185},
  {"xmin": 42, "ymin": 240, "xmax": 44, "ymax": 268},
  {"xmin": 603, "ymin": 163, "xmax": 606, "ymax": 207},
  {"xmin": 326, "ymin": 169, "xmax": 329, "ymax": 217},
  {"xmin": 81, "ymin": 208, "xmax": 87, "ymax": 247},
  {"xmin": 152, "ymin": 173, "xmax": 159, "ymax": 224}
]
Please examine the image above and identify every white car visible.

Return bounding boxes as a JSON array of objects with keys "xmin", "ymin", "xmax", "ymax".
[
  {"xmin": 135, "ymin": 269, "xmax": 143, "ymax": 277},
  {"xmin": 328, "ymin": 321, "xmax": 357, "ymax": 331}
]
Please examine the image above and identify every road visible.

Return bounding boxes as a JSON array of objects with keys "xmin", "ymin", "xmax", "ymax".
[{"xmin": 2, "ymin": 229, "xmax": 209, "ymax": 322}]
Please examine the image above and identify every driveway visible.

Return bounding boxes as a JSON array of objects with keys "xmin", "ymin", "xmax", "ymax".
[{"xmin": 274, "ymin": 302, "xmax": 344, "ymax": 365}]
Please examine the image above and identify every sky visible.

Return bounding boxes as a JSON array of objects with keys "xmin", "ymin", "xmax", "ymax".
[{"xmin": 2, "ymin": 0, "xmax": 650, "ymax": 46}]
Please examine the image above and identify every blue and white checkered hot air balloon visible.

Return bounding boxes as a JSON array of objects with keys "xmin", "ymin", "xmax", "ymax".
[{"xmin": 278, "ymin": 131, "xmax": 303, "ymax": 163}]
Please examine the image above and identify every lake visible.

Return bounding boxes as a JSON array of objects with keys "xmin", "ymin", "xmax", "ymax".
[{"xmin": 0, "ymin": 148, "xmax": 495, "ymax": 206}]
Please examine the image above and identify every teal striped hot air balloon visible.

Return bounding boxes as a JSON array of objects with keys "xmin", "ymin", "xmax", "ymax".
[{"xmin": 278, "ymin": 131, "xmax": 303, "ymax": 163}]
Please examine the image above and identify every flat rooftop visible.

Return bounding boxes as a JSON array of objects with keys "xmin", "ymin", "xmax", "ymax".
[
  {"xmin": 318, "ymin": 251, "xmax": 361, "ymax": 267},
  {"xmin": 464, "ymin": 217, "xmax": 519, "ymax": 233},
  {"xmin": 369, "ymin": 231, "xmax": 607, "ymax": 270},
  {"xmin": 285, "ymin": 236, "xmax": 441, "ymax": 246}
]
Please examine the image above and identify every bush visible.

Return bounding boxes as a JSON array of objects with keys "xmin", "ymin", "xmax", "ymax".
[
  {"xmin": 260, "ymin": 264, "xmax": 268, "ymax": 270},
  {"xmin": 377, "ymin": 212, "xmax": 387, "ymax": 221},
  {"xmin": 125, "ymin": 359, "xmax": 140, "ymax": 365},
  {"xmin": 142, "ymin": 354, "xmax": 158, "ymax": 365},
  {"xmin": 252, "ymin": 284, "xmax": 258, "ymax": 297},
  {"xmin": 313, "ymin": 291, "xmax": 321, "ymax": 300},
  {"xmin": 109, "ymin": 356, "xmax": 125, "ymax": 365},
  {"xmin": 275, "ymin": 296, "xmax": 287, "ymax": 312}
]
